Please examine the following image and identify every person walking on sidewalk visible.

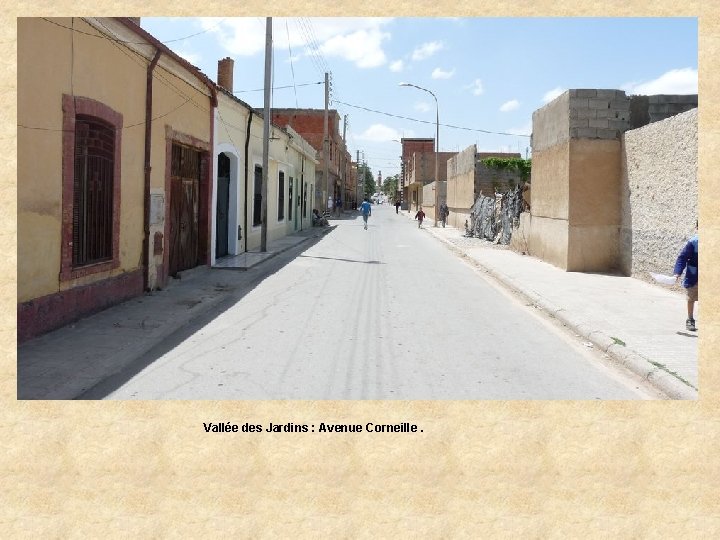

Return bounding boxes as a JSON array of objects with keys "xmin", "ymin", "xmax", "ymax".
[
  {"xmin": 395, "ymin": 199, "xmax": 401, "ymax": 214},
  {"xmin": 439, "ymin": 200, "xmax": 449, "ymax": 228},
  {"xmin": 415, "ymin": 207, "xmax": 426, "ymax": 228},
  {"xmin": 674, "ymin": 220, "xmax": 699, "ymax": 331},
  {"xmin": 360, "ymin": 197, "xmax": 372, "ymax": 230}
]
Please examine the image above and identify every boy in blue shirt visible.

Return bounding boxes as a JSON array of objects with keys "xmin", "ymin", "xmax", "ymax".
[
  {"xmin": 359, "ymin": 198, "xmax": 372, "ymax": 230},
  {"xmin": 674, "ymin": 221, "xmax": 699, "ymax": 331}
]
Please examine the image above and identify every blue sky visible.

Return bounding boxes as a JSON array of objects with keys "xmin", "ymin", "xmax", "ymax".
[{"xmin": 142, "ymin": 17, "xmax": 697, "ymax": 180}]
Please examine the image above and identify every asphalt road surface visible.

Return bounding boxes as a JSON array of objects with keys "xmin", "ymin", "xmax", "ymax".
[{"xmin": 94, "ymin": 205, "xmax": 660, "ymax": 400}]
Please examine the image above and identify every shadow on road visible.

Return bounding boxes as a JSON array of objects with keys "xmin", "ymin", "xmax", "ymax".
[
  {"xmin": 75, "ymin": 230, "xmax": 335, "ymax": 400},
  {"xmin": 299, "ymin": 255, "xmax": 384, "ymax": 265}
]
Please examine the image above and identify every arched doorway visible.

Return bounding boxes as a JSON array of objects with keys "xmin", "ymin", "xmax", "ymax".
[{"xmin": 215, "ymin": 153, "xmax": 231, "ymax": 258}]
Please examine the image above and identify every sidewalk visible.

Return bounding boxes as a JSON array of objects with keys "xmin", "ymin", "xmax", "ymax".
[
  {"xmin": 400, "ymin": 211, "xmax": 698, "ymax": 399},
  {"xmin": 17, "ymin": 226, "xmax": 333, "ymax": 399}
]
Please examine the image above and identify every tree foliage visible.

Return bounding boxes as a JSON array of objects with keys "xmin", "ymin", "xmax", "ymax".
[
  {"xmin": 358, "ymin": 163, "xmax": 375, "ymax": 197},
  {"xmin": 480, "ymin": 157, "xmax": 531, "ymax": 182},
  {"xmin": 381, "ymin": 175, "xmax": 399, "ymax": 198}
]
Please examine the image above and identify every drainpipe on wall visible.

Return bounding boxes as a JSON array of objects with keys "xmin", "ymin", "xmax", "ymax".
[
  {"xmin": 143, "ymin": 49, "xmax": 162, "ymax": 292},
  {"xmin": 244, "ymin": 111, "xmax": 253, "ymax": 252}
]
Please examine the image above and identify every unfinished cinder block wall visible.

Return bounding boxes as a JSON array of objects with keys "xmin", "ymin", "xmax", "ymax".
[{"xmin": 529, "ymin": 89, "xmax": 630, "ymax": 271}]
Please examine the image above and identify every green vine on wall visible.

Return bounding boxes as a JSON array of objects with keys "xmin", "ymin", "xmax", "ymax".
[{"xmin": 480, "ymin": 157, "xmax": 531, "ymax": 182}]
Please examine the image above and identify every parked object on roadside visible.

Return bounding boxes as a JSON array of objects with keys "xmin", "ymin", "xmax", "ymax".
[
  {"xmin": 312, "ymin": 208, "xmax": 328, "ymax": 227},
  {"xmin": 359, "ymin": 198, "xmax": 372, "ymax": 230},
  {"xmin": 673, "ymin": 221, "xmax": 699, "ymax": 332},
  {"xmin": 415, "ymin": 207, "xmax": 426, "ymax": 228}
]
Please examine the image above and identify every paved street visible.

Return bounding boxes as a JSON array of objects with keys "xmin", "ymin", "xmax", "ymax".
[{"xmin": 82, "ymin": 205, "xmax": 660, "ymax": 400}]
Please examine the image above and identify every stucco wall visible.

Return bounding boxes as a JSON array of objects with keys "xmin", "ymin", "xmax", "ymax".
[
  {"xmin": 422, "ymin": 181, "xmax": 446, "ymax": 221},
  {"xmin": 447, "ymin": 145, "xmax": 476, "ymax": 210},
  {"xmin": 18, "ymin": 18, "xmax": 148, "ymax": 302},
  {"xmin": 567, "ymin": 138, "xmax": 622, "ymax": 271},
  {"xmin": 620, "ymin": 108, "xmax": 698, "ymax": 279},
  {"xmin": 531, "ymin": 91, "xmax": 570, "ymax": 152}
]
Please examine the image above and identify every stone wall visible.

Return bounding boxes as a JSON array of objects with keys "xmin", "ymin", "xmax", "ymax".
[{"xmin": 620, "ymin": 108, "xmax": 698, "ymax": 281}]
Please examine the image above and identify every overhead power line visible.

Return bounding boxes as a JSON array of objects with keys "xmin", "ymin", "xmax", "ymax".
[
  {"xmin": 233, "ymin": 81, "xmax": 322, "ymax": 94},
  {"xmin": 333, "ymin": 99, "xmax": 531, "ymax": 138}
]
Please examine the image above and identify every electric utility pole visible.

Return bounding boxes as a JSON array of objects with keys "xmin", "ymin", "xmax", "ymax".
[
  {"xmin": 260, "ymin": 17, "xmax": 272, "ymax": 252},
  {"xmin": 341, "ymin": 114, "xmax": 347, "ymax": 212},
  {"xmin": 323, "ymin": 72, "xmax": 330, "ymax": 212},
  {"xmin": 356, "ymin": 149, "xmax": 361, "ymax": 204}
]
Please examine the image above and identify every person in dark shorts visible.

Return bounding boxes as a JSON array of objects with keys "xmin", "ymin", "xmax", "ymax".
[{"xmin": 674, "ymin": 220, "xmax": 699, "ymax": 331}]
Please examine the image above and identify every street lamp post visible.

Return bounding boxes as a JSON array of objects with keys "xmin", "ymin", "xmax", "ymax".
[{"xmin": 399, "ymin": 82, "xmax": 439, "ymax": 227}]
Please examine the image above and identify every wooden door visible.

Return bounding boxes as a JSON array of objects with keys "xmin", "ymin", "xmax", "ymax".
[{"xmin": 169, "ymin": 143, "xmax": 200, "ymax": 276}]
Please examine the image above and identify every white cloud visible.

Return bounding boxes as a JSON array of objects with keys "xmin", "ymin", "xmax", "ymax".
[
  {"xmin": 356, "ymin": 124, "xmax": 403, "ymax": 142},
  {"xmin": 389, "ymin": 60, "xmax": 404, "ymax": 72},
  {"xmin": 414, "ymin": 101, "xmax": 431, "ymax": 113},
  {"xmin": 431, "ymin": 67, "xmax": 455, "ymax": 80},
  {"xmin": 411, "ymin": 41, "xmax": 444, "ymax": 61},
  {"xmin": 464, "ymin": 79, "xmax": 483, "ymax": 96},
  {"xmin": 500, "ymin": 99, "xmax": 520, "ymax": 112},
  {"xmin": 542, "ymin": 87, "xmax": 566, "ymax": 103},
  {"xmin": 623, "ymin": 68, "xmax": 698, "ymax": 95},
  {"xmin": 320, "ymin": 29, "xmax": 389, "ymax": 68},
  {"xmin": 198, "ymin": 17, "xmax": 393, "ymax": 69}
]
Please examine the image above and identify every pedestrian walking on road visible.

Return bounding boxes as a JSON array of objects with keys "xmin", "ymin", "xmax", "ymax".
[
  {"xmin": 395, "ymin": 199, "xmax": 401, "ymax": 214},
  {"xmin": 415, "ymin": 207, "xmax": 426, "ymax": 228},
  {"xmin": 360, "ymin": 197, "xmax": 372, "ymax": 230},
  {"xmin": 335, "ymin": 196, "xmax": 342, "ymax": 217},
  {"xmin": 439, "ymin": 201, "xmax": 449, "ymax": 228},
  {"xmin": 674, "ymin": 220, "xmax": 699, "ymax": 331}
]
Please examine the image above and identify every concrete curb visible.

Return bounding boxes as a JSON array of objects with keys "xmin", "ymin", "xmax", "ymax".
[{"xmin": 424, "ymin": 228, "xmax": 698, "ymax": 400}]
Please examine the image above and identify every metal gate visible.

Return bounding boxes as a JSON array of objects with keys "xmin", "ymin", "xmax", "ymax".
[
  {"xmin": 215, "ymin": 153, "xmax": 230, "ymax": 258},
  {"xmin": 169, "ymin": 143, "xmax": 200, "ymax": 276}
]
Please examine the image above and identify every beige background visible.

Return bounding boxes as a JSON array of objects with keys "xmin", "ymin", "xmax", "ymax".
[{"xmin": 5, "ymin": 3, "xmax": 720, "ymax": 537}]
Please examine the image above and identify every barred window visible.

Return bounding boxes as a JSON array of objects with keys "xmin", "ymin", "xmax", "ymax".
[
  {"xmin": 253, "ymin": 165, "xmax": 262, "ymax": 226},
  {"xmin": 73, "ymin": 116, "xmax": 115, "ymax": 266},
  {"xmin": 278, "ymin": 171, "xmax": 285, "ymax": 221}
]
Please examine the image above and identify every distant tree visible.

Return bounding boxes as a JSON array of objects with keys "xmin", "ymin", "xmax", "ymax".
[
  {"xmin": 359, "ymin": 163, "xmax": 375, "ymax": 197},
  {"xmin": 382, "ymin": 175, "xmax": 399, "ymax": 198}
]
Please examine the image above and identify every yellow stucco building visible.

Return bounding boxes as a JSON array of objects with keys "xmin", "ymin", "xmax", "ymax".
[{"xmin": 18, "ymin": 17, "xmax": 215, "ymax": 341}]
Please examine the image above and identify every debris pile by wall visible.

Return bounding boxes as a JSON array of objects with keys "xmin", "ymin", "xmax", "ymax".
[{"xmin": 464, "ymin": 184, "xmax": 529, "ymax": 244}]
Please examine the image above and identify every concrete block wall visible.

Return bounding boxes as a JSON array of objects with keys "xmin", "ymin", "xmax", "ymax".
[
  {"xmin": 620, "ymin": 108, "xmax": 698, "ymax": 282},
  {"xmin": 525, "ymin": 88, "xmax": 697, "ymax": 273},
  {"xmin": 475, "ymin": 162, "xmax": 523, "ymax": 197},
  {"xmin": 648, "ymin": 94, "xmax": 698, "ymax": 123},
  {"xmin": 528, "ymin": 89, "xmax": 626, "ymax": 271},
  {"xmin": 567, "ymin": 89, "xmax": 630, "ymax": 140}
]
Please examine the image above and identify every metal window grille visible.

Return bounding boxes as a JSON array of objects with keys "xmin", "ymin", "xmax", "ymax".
[
  {"xmin": 253, "ymin": 166, "xmax": 262, "ymax": 226},
  {"xmin": 288, "ymin": 177, "xmax": 293, "ymax": 222},
  {"xmin": 73, "ymin": 116, "xmax": 115, "ymax": 267},
  {"xmin": 278, "ymin": 171, "xmax": 285, "ymax": 221}
]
